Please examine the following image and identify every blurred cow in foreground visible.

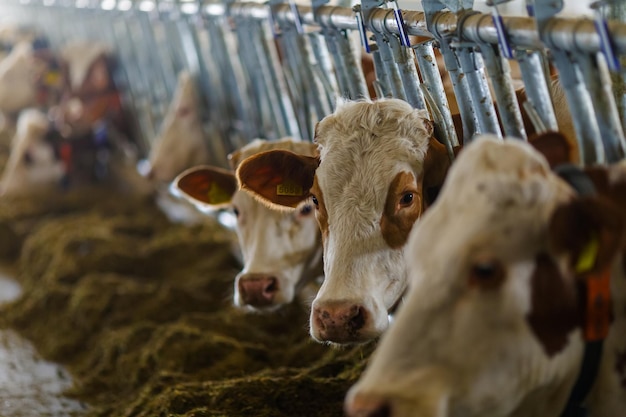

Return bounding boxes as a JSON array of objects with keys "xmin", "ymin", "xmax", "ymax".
[
  {"xmin": 237, "ymin": 98, "xmax": 456, "ymax": 344},
  {"xmin": 173, "ymin": 138, "xmax": 323, "ymax": 311},
  {"xmin": 346, "ymin": 134, "xmax": 626, "ymax": 417}
]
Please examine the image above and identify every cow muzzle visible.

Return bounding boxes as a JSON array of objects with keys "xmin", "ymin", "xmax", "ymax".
[
  {"xmin": 236, "ymin": 274, "xmax": 279, "ymax": 309},
  {"xmin": 344, "ymin": 393, "xmax": 391, "ymax": 417},
  {"xmin": 311, "ymin": 300, "xmax": 374, "ymax": 344}
]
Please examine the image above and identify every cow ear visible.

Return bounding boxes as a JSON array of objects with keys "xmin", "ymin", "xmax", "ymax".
[
  {"xmin": 549, "ymin": 196, "xmax": 624, "ymax": 275},
  {"xmin": 236, "ymin": 150, "xmax": 319, "ymax": 209},
  {"xmin": 528, "ymin": 131, "xmax": 573, "ymax": 169},
  {"xmin": 172, "ymin": 165, "xmax": 237, "ymax": 209},
  {"xmin": 423, "ymin": 136, "xmax": 459, "ymax": 204}
]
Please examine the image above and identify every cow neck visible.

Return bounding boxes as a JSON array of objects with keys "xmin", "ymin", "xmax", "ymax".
[{"xmin": 555, "ymin": 164, "xmax": 609, "ymax": 417}]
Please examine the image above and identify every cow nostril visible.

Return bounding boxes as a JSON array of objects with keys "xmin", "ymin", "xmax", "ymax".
[
  {"xmin": 263, "ymin": 277, "xmax": 278, "ymax": 296},
  {"xmin": 346, "ymin": 396, "xmax": 392, "ymax": 417},
  {"xmin": 369, "ymin": 402, "xmax": 391, "ymax": 417},
  {"xmin": 348, "ymin": 306, "xmax": 366, "ymax": 332}
]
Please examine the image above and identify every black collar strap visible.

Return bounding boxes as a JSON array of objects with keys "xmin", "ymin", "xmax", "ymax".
[{"xmin": 554, "ymin": 163, "xmax": 604, "ymax": 417}]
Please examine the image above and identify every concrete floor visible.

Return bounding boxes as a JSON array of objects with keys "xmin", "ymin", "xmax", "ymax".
[{"xmin": 0, "ymin": 271, "xmax": 87, "ymax": 417}]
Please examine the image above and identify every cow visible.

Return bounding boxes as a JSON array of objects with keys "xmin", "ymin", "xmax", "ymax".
[
  {"xmin": 0, "ymin": 41, "xmax": 146, "ymax": 197},
  {"xmin": 236, "ymin": 98, "xmax": 455, "ymax": 344},
  {"xmin": 345, "ymin": 134, "xmax": 626, "ymax": 417},
  {"xmin": 142, "ymin": 70, "xmax": 212, "ymax": 184},
  {"xmin": 173, "ymin": 137, "xmax": 323, "ymax": 311},
  {"xmin": 0, "ymin": 108, "xmax": 63, "ymax": 196}
]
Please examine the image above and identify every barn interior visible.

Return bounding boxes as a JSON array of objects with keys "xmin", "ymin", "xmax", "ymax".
[{"xmin": 0, "ymin": 0, "xmax": 623, "ymax": 416}]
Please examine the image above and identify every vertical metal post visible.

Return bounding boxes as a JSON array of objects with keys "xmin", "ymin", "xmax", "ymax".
[
  {"xmin": 514, "ymin": 49, "xmax": 558, "ymax": 132},
  {"xmin": 480, "ymin": 43, "xmax": 526, "ymax": 139},
  {"xmin": 415, "ymin": 41, "xmax": 460, "ymax": 149}
]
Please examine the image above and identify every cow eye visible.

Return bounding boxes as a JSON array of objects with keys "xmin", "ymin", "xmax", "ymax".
[
  {"xmin": 232, "ymin": 206, "xmax": 240, "ymax": 217},
  {"xmin": 300, "ymin": 204, "xmax": 313, "ymax": 216},
  {"xmin": 311, "ymin": 195, "xmax": 319, "ymax": 208},
  {"xmin": 399, "ymin": 192, "xmax": 414, "ymax": 207},
  {"xmin": 469, "ymin": 260, "xmax": 505, "ymax": 289}
]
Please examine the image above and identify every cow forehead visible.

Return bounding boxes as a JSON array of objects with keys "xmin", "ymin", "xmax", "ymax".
[{"xmin": 314, "ymin": 102, "xmax": 430, "ymax": 215}]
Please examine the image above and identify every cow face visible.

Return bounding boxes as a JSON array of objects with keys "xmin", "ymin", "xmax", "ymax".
[
  {"xmin": 173, "ymin": 138, "xmax": 322, "ymax": 311},
  {"xmin": 345, "ymin": 136, "xmax": 626, "ymax": 417},
  {"xmin": 237, "ymin": 99, "xmax": 453, "ymax": 344},
  {"xmin": 0, "ymin": 108, "xmax": 64, "ymax": 196}
]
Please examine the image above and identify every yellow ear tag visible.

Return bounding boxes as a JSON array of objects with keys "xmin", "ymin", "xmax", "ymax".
[
  {"xmin": 207, "ymin": 182, "xmax": 231, "ymax": 204},
  {"xmin": 276, "ymin": 181, "xmax": 303, "ymax": 196},
  {"xmin": 575, "ymin": 236, "xmax": 599, "ymax": 274},
  {"xmin": 44, "ymin": 71, "xmax": 62, "ymax": 87}
]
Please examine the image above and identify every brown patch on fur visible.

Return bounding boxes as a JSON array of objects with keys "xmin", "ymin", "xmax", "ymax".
[
  {"xmin": 236, "ymin": 150, "xmax": 319, "ymax": 208},
  {"xmin": 549, "ymin": 197, "xmax": 625, "ymax": 274},
  {"xmin": 423, "ymin": 136, "xmax": 456, "ymax": 207},
  {"xmin": 380, "ymin": 172, "xmax": 422, "ymax": 249},
  {"xmin": 310, "ymin": 178, "xmax": 328, "ymax": 241},
  {"xmin": 526, "ymin": 253, "xmax": 581, "ymax": 357},
  {"xmin": 528, "ymin": 131, "xmax": 574, "ymax": 168}
]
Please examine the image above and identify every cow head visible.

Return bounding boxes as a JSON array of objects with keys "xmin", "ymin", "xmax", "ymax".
[
  {"xmin": 49, "ymin": 40, "xmax": 133, "ymax": 146},
  {"xmin": 173, "ymin": 138, "xmax": 322, "ymax": 311},
  {"xmin": 0, "ymin": 108, "xmax": 64, "ymax": 196},
  {"xmin": 144, "ymin": 70, "xmax": 210, "ymax": 184},
  {"xmin": 237, "ymin": 98, "xmax": 454, "ymax": 344},
  {"xmin": 345, "ymin": 135, "xmax": 626, "ymax": 417}
]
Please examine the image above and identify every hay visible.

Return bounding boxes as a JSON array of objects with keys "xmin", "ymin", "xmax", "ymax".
[{"xmin": 0, "ymin": 187, "xmax": 374, "ymax": 416}]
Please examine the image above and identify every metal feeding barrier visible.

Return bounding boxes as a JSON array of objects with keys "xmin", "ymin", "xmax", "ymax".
[{"xmin": 0, "ymin": 0, "xmax": 624, "ymax": 166}]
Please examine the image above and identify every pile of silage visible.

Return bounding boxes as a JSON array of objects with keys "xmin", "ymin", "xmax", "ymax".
[{"xmin": 0, "ymin": 186, "xmax": 374, "ymax": 417}]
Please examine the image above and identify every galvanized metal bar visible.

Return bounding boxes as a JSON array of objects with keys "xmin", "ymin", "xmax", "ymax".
[
  {"xmin": 370, "ymin": 45, "xmax": 393, "ymax": 98},
  {"xmin": 440, "ymin": 41, "xmax": 479, "ymax": 140},
  {"xmin": 335, "ymin": 29, "xmax": 370, "ymax": 99},
  {"xmin": 514, "ymin": 49, "xmax": 558, "ymax": 132},
  {"xmin": 454, "ymin": 44, "xmax": 502, "ymax": 137},
  {"xmin": 321, "ymin": 30, "xmax": 352, "ymax": 98},
  {"xmin": 373, "ymin": 33, "xmax": 407, "ymax": 100},
  {"xmin": 414, "ymin": 41, "xmax": 460, "ymax": 147},
  {"xmin": 578, "ymin": 52, "xmax": 626, "ymax": 162},
  {"xmin": 221, "ymin": 2, "xmax": 626, "ymax": 55},
  {"xmin": 552, "ymin": 49, "xmax": 605, "ymax": 165},
  {"xmin": 479, "ymin": 42, "xmax": 526, "ymax": 139},
  {"xmin": 307, "ymin": 32, "xmax": 339, "ymax": 110},
  {"xmin": 387, "ymin": 33, "xmax": 426, "ymax": 109}
]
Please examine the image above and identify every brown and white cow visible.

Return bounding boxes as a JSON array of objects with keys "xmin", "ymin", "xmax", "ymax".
[
  {"xmin": 173, "ymin": 138, "xmax": 323, "ymax": 311},
  {"xmin": 236, "ymin": 98, "xmax": 454, "ymax": 344},
  {"xmin": 345, "ymin": 135, "xmax": 626, "ymax": 417},
  {"xmin": 0, "ymin": 41, "xmax": 145, "ymax": 196}
]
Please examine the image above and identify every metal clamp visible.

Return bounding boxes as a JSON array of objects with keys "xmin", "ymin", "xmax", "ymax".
[
  {"xmin": 288, "ymin": 0, "xmax": 305, "ymax": 35},
  {"xmin": 388, "ymin": 0, "xmax": 411, "ymax": 47},
  {"xmin": 486, "ymin": 0, "xmax": 514, "ymax": 59},
  {"xmin": 591, "ymin": 0, "xmax": 621, "ymax": 72},
  {"xmin": 354, "ymin": 4, "xmax": 371, "ymax": 53}
]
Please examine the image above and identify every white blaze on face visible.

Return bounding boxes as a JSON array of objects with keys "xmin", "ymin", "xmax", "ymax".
[
  {"xmin": 0, "ymin": 42, "xmax": 39, "ymax": 114},
  {"xmin": 0, "ymin": 108, "xmax": 64, "ymax": 196},
  {"xmin": 146, "ymin": 70, "xmax": 210, "ymax": 183},
  {"xmin": 346, "ymin": 137, "xmax": 595, "ymax": 417}
]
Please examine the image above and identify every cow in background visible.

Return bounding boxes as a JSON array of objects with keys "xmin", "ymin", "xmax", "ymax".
[
  {"xmin": 346, "ymin": 134, "xmax": 626, "ymax": 417},
  {"xmin": 173, "ymin": 138, "xmax": 323, "ymax": 311},
  {"xmin": 237, "ymin": 98, "xmax": 456, "ymax": 344},
  {"xmin": 0, "ymin": 40, "xmax": 147, "ymax": 197}
]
